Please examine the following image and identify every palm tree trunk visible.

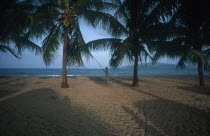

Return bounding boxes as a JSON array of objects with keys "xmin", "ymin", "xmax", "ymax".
[
  {"xmin": 61, "ymin": 28, "xmax": 69, "ymax": 88},
  {"xmin": 133, "ymin": 53, "xmax": 139, "ymax": 87},
  {"xmin": 198, "ymin": 60, "xmax": 205, "ymax": 86}
]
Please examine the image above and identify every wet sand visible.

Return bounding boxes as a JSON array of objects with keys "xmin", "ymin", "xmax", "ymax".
[{"xmin": 0, "ymin": 75, "xmax": 210, "ymax": 136}]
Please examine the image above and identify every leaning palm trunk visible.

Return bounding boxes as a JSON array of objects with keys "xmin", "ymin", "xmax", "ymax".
[
  {"xmin": 198, "ymin": 60, "xmax": 205, "ymax": 86},
  {"xmin": 61, "ymin": 28, "xmax": 69, "ymax": 88},
  {"xmin": 133, "ymin": 53, "xmax": 139, "ymax": 87}
]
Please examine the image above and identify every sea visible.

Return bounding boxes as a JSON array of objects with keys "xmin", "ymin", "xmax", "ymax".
[{"xmin": 0, "ymin": 68, "xmax": 202, "ymax": 77}]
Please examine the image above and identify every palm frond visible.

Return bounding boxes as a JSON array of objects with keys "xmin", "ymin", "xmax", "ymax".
[
  {"xmin": 42, "ymin": 23, "xmax": 62, "ymax": 66},
  {"xmin": 176, "ymin": 55, "xmax": 187, "ymax": 69},
  {"xmin": 114, "ymin": 0, "xmax": 128, "ymax": 25},
  {"xmin": 14, "ymin": 32, "xmax": 42, "ymax": 55},
  {"xmin": 109, "ymin": 48, "xmax": 125, "ymax": 68},
  {"xmin": 109, "ymin": 37, "xmax": 135, "ymax": 68},
  {"xmin": 75, "ymin": 0, "xmax": 118, "ymax": 12},
  {"xmin": 141, "ymin": 47, "xmax": 153, "ymax": 63},
  {"xmin": 0, "ymin": 45, "xmax": 20, "ymax": 58},
  {"xmin": 86, "ymin": 38, "xmax": 122, "ymax": 51},
  {"xmin": 67, "ymin": 20, "xmax": 91, "ymax": 67},
  {"xmin": 80, "ymin": 9, "xmax": 128, "ymax": 37}
]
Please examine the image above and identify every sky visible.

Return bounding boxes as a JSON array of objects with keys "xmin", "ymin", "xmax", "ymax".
[{"xmin": 0, "ymin": 19, "xmax": 178, "ymax": 69}]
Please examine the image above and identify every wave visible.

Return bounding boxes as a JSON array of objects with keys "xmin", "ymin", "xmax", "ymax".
[{"xmin": 49, "ymin": 75, "xmax": 60, "ymax": 77}]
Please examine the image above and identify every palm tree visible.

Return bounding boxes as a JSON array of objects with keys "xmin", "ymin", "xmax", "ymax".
[
  {"xmin": 0, "ymin": 0, "xmax": 42, "ymax": 57},
  {"xmin": 29, "ymin": 0, "xmax": 126, "ymax": 88},
  {"xmin": 86, "ymin": 0, "xmax": 176, "ymax": 87},
  {"xmin": 151, "ymin": 0, "xmax": 210, "ymax": 86}
]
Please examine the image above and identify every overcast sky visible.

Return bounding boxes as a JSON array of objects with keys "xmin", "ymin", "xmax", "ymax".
[{"xmin": 0, "ymin": 19, "xmax": 178, "ymax": 69}]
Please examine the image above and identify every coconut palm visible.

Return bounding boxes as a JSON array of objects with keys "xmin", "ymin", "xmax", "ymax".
[
  {"xmin": 28, "ymin": 0, "xmax": 126, "ymax": 88},
  {"xmin": 0, "ymin": 0, "xmax": 42, "ymax": 57},
  {"xmin": 150, "ymin": 0, "xmax": 210, "ymax": 86},
  {"xmin": 86, "ymin": 0, "xmax": 176, "ymax": 87}
]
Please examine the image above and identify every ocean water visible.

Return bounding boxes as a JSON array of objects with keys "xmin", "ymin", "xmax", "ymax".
[{"xmin": 0, "ymin": 68, "xmax": 200, "ymax": 76}]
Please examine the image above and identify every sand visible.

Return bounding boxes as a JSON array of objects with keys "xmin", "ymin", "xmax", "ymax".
[{"xmin": 0, "ymin": 75, "xmax": 210, "ymax": 136}]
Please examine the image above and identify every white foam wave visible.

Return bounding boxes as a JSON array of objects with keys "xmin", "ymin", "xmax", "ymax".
[{"xmin": 49, "ymin": 75, "xmax": 60, "ymax": 77}]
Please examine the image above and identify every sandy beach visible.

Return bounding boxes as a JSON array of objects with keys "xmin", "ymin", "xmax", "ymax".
[{"xmin": 0, "ymin": 75, "xmax": 210, "ymax": 136}]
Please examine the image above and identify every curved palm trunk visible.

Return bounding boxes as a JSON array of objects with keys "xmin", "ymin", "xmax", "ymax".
[
  {"xmin": 61, "ymin": 29, "xmax": 69, "ymax": 88},
  {"xmin": 198, "ymin": 60, "xmax": 205, "ymax": 86},
  {"xmin": 133, "ymin": 53, "xmax": 139, "ymax": 87}
]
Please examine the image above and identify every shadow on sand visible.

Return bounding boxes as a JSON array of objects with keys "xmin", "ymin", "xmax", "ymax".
[
  {"xmin": 0, "ymin": 77, "xmax": 31, "ymax": 85},
  {"xmin": 0, "ymin": 88, "xmax": 117, "ymax": 136},
  {"xmin": 112, "ymin": 76, "xmax": 210, "ymax": 135},
  {"xmin": 178, "ymin": 86, "xmax": 210, "ymax": 96},
  {"xmin": 110, "ymin": 76, "xmax": 159, "ymax": 86},
  {"xmin": 88, "ymin": 76, "xmax": 111, "ymax": 87},
  {"xmin": 123, "ymin": 98, "xmax": 210, "ymax": 136}
]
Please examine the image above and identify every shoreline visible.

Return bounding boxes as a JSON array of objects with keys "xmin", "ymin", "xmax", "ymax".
[
  {"xmin": 1, "ymin": 68, "xmax": 207, "ymax": 77},
  {"xmin": 0, "ymin": 73, "xmax": 206, "ymax": 77}
]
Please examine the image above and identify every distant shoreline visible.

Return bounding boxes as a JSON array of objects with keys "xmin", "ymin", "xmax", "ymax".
[
  {"xmin": 0, "ymin": 74, "xmax": 208, "ymax": 78},
  {"xmin": 0, "ymin": 68, "xmax": 204, "ymax": 76}
]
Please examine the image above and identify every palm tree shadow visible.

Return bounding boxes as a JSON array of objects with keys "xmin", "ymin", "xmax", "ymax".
[
  {"xmin": 0, "ymin": 82, "xmax": 26, "ymax": 98},
  {"xmin": 0, "ymin": 88, "xmax": 118, "ymax": 136},
  {"xmin": 0, "ymin": 77, "xmax": 31, "ymax": 85},
  {"xmin": 109, "ymin": 77, "xmax": 132, "ymax": 87},
  {"xmin": 122, "ymin": 106, "xmax": 163, "ymax": 136},
  {"xmin": 39, "ymin": 77, "xmax": 52, "ymax": 79},
  {"xmin": 123, "ymin": 99, "xmax": 210, "ymax": 136},
  {"xmin": 178, "ymin": 86, "xmax": 210, "ymax": 96},
  {"xmin": 149, "ymin": 75, "xmax": 210, "ymax": 86},
  {"xmin": 109, "ymin": 77, "xmax": 165, "ymax": 101},
  {"xmin": 88, "ymin": 76, "xmax": 112, "ymax": 87},
  {"xmin": 110, "ymin": 76, "xmax": 158, "ymax": 87}
]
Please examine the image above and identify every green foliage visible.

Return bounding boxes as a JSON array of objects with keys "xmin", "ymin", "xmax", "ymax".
[
  {"xmin": 87, "ymin": 0, "xmax": 175, "ymax": 69},
  {"xmin": 2, "ymin": 0, "xmax": 209, "ymax": 75},
  {"xmin": 152, "ymin": 0, "xmax": 210, "ymax": 71},
  {"xmin": 42, "ymin": 24, "xmax": 62, "ymax": 66},
  {"xmin": 0, "ymin": 0, "xmax": 126, "ymax": 67},
  {"xmin": 0, "ymin": 45, "xmax": 20, "ymax": 58},
  {"xmin": 0, "ymin": 0, "xmax": 43, "ymax": 57},
  {"xmin": 35, "ymin": 0, "xmax": 128, "ymax": 67},
  {"xmin": 67, "ymin": 20, "xmax": 89, "ymax": 67}
]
